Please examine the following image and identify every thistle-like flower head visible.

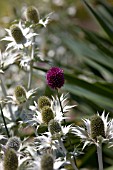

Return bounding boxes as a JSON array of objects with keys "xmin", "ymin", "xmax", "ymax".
[
  {"xmin": 2, "ymin": 21, "xmax": 37, "ymax": 50},
  {"xmin": 41, "ymin": 154, "xmax": 54, "ymax": 170},
  {"xmin": 3, "ymin": 148, "xmax": 18, "ymax": 170},
  {"xmin": 5, "ymin": 87, "xmax": 38, "ymax": 105},
  {"xmin": 10, "ymin": 25, "xmax": 26, "ymax": 44},
  {"xmin": 71, "ymin": 111, "xmax": 113, "ymax": 149},
  {"xmin": 41, "ymin": 106, "xmax": 54, "ymax": 124},
  {"xmin": 26, "ymin": 6, "xmax": 39, "ymax": 23},
  {"xmin": 38, "ymin": 96, "xmax": 51, "ymax": 110},
  {"xmin": 6, "ymin": 136, "xmax": 21, "ymax": 151},
  {"xmin": 46, "ymin": 67, "xmax": 64, "ymax": 89},
  {"xmin": 14, "ymin": 85, "xmax": 27, "ymax": 104},
  {"xmin": 48, "ymin": 119, "xmax": 62, "ymax": 135},
  {"xmin": 91, "ymin": 115, "xmax": 105, "ymax": 140}
]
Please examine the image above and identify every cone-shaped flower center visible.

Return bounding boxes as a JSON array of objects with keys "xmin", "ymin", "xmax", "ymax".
[
  {"xmin": 26, "ymin": 6, "xmax": 39, "ymax": 23},
  {"xmin": 41, "ymin": 154, "xmax": 54, "ymax": 170},
  {"xmin": 48, "ymin": 119, "xmax": 62, "ymax": 135},
  {"xmin": 14, "ymin": 85, "xmax": 26, "ymax": 104},
  {"xmin": 41, "ymin": 106, "xmax": 54, "ymax": 125},
  {"xmin": 91, "ymin": 115, "xmax": 105, "ymax": 140},
  {"xmin": 38, "ymin": 96, "xmax": 51, "ymax": 110},
  {"xmin": 6, "ymin": 136, "xmax": 21, "ymax": 151},
  {"xmin": 3, "ymin": 148, "xmax": 18, "ymax": 170},
  {"xmin": 10, "ymin": 25, "xmax": 25, "ymax": 44}
]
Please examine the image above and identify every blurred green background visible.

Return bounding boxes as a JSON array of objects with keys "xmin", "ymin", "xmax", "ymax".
[{"xmin": 0, "ymin": 0, "xmax": 113, "ymax": 169}]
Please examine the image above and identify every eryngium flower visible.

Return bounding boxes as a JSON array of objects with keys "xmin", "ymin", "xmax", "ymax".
[
  {"xmin": 10, "ymin": 25, "xmax": 26, "ymax": 44},
  {"xmin": 26, "ymin": 6, "xmax": 39, "ymax": 23},
  {"xmin": 14, "ymin": 85, "xmax": 26, "ymax": 104},
  {"xmin": 38, "ymin": 96, "xmax": 51, "ymax": 110},
  {"xmin": 3, "ymin": 148, "xmax": 18, "ymax": 170},
  {"xmin": 48, "ymin": 119, "xmax": 62, "ymax": 135},
  {"xmin": 2, "ymin": 22, "xmax": 37, "ymax": 50},
  {"xmin": 41, "ymin": 106, "xmax": 54, "ymax": 124},
  {"xmin": 6, "ymin": 136, "xmax": 21, "ymax": 151},
  {"xmin": 41, "ymin": 154, "xmax": 54, "ymax": 170},
  {"xmin": 71, "ymin": 111, "xmax": 113, "ymax": 149},
  {"xmin": 46, "ymin": 67, "xmax": 64, "ymax": 89},
  {"xmin": 91, "ymin": 115, "xmax": 105, "ymax": 140}
]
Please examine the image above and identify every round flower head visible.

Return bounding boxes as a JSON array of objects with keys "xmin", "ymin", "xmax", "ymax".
[
  {"xmin": 14, "ymin": 85, "xmax": 26, "ymax": 104},
  {"xmin": 6, "ymin": 136, "xmax": 21, "ymax": 151},
  {"xmin": 26, "ymin": 6, "xmax": 39, "ymax": 23},
  {"xmin": 46, "ymin": 67, "xmax": 64, "ymax": 89},
  {"xmin": 41, "ymin": 154, "xmax": 54, "ymax": 170},
  {"xmin": 3, "ymin": 148, "xmax": 18, "ymax": 170},
  {"xmin": 38, "ymin": 96, "xmax": 51, "ymax": 110},
  {"xmin": 41, "ymin": 106, "xmax": 54, "ymax": 125},
  {"xmin": 71, "ymin": 111, "xmax": 113, "ymax": 149},
  {"xmin": 48, "ymin": 119, "xmax": 62, "ymax": 135},
  {"xmin": 10, "ymin": 25, "xmax": 26, "ymax": 44}
]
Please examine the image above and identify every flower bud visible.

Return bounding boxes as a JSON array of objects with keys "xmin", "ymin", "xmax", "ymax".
[
  {"xmin": 3, "ymin": 148, "xmax": 18, "ymax": 170},
  {"xmin": 38, "ymin": 96, "xmax": 51, "ymax": 110},
  {"xmin": 41, "ymin": 154, "xmax": 54, "ymax": 170},
  {"xmin": 48, "ymin": 119, "xmax": 61, "ymax": 135},
  {"xmin": 10, "ymin": 25, "xmax": 25, "ymax": 44},
  {"xmin": 41, "ymin": 106, "xmax": 54, "ymax": 125},
  {"xmin": 26, "ymin": 6, "xmax": 39, "ymax": 23},
  {"xmin": 6, "ymin": 136, "xmax": 21, "ymax": 151},
  {"xmin": 91, "ymin": 115, "xmax": 105, "ymax": 140},
  {"xmin": 14, "ymin": 85, "xmax": 26, "ymax": 104}
]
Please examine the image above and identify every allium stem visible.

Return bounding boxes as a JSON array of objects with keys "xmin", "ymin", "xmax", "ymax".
[
  {"xmin": 97, "ymin": 144, "xmax": 103, "ymax": 170},
  {"xmin": 0, "ymin": 104, "xmax": 10, "ymax": 138},
  {"xmin": 58, "ymin": 138, "xmax": 78, "ymax": 170},
  {"xmin": 0, "ymin": 75, "xmax": 15, "ymax": 121},
  {"xmin": 27, "ymin": 36, "xmax": 35, "ymax": 90},
  {"xmin": 56, "ymin": 88, "xmax": 66, "ymax": 124}
]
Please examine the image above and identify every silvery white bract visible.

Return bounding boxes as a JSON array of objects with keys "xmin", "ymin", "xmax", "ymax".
[
  {"xmin": 51, "ymin": 93, "xmax": 76, "ymax": 122},
  {"xmin": 71, "ymin": 111, "xmax": 113, "ymax": 149},
  {"xmin": 0, "ymin": 50, "xmax": 20, "ymax": 70},
  {"xmin": 29, "ymin": 93, "xmax": 76, "ymax": 126},
  {"xmin": 20, "ymin": 56, "xmax": 32, "ymax": 71},
  {"xmin": 34, "ymin": 132, "xmax": 60, "ymax": 151},
  {"xmin": 38, "ymin": 12, "xmax": 53, "ymax": 27},
  {"xmin": 2, "ymin": 21, "xmax": 37, "ymax": 50},
  {"xmin": 2, "ymin": 87, "xmax": 38, "ymax": 105},
  {"xmin": 35, "ymin": 124, "xmax": 72, "ymax": 151},
  {"xmin": 28, "ymin": 12, "xmax": 53, "ymax": 28},
  {"xmin": 28, "ymin": 155, "xmax": 67, "ymax": 170}
]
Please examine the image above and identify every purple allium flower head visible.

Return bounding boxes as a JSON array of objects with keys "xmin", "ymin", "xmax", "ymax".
[{"xmin": 46, "ymin": 67, "xmax": 64, "ymax": 89}]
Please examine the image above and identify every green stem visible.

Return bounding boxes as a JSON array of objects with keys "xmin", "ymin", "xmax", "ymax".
[
  {"xmin": 97, "ymin": 144, "xmax": 103, "ymax": 170},
  {"xmin": 0, "ymin": 75, "xmax": 15, "ymax": 121},
  {"xmin": 0, "ymin": 104, "xmax": 10, "ymax": 138},
  {"xmin": 27, "ymin": 36, "xmax": 35, "ymax": 90}
]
